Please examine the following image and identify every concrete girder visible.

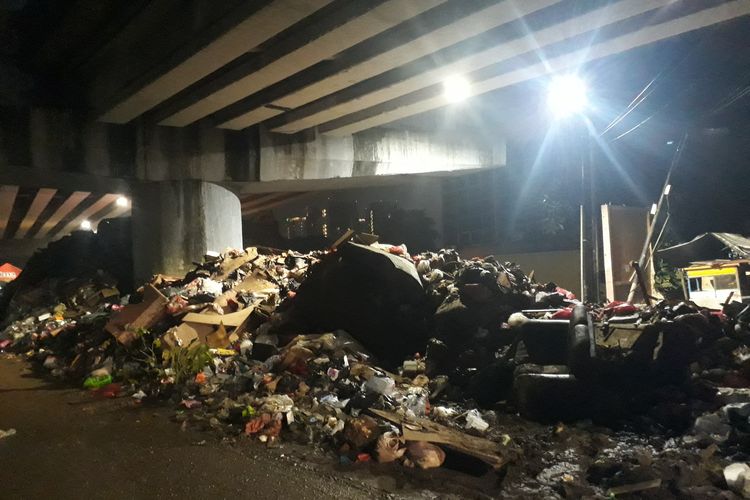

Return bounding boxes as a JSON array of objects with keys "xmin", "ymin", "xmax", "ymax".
[
  {"xmin": 157, "ymin": 0, "xmax": 445, "ymax": 127},
  {"xmin": 98, "ymin": 0, "xmax": 331, "ymax": 124},
  {"xmin": 14, "ymin": 188, "xmax": 57, "ymax": 239},
  {"xmin": 34, "ymin": 192, "xmax": 90, "ymax": 240},
  {"xmin": 241, "ymin": 192, "xmax": 310, "ymax": 215},
  {"xmin": 0, "ymin": 186, "xmax": 19, "ymax": 239},
  {"xmin": 33, "ymin": 0, "xmax": 151, "ymax": 76},
  {"xmin": 240, "ymin": 192, "xmax": 296, "ymax": 211},
  {"xmin": 89, "ymin": 203, "xmax": 132, "ymax": 232},
  {"xmin": 258, "ymin": 127, "xmax": 505, "ymax": 183},
  {"xmin": 216, "ymin": 0, "xmax": 560, "ymax": 130},
  {"xmin": 266, "ymin": 0, "xmax": 675, "ymax": 134},
  {"xmin": 320, "ymin": 0, "xmax": 750, "ymax": 135},
  {"xmin": 50, "ymin": 194, "xmax": 119, "ymax": 241}
]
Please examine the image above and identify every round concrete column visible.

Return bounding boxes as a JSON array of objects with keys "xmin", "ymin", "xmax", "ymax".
[{"xmin": 132, "ymin": 180, "xmax": 242, "ymax": 283}]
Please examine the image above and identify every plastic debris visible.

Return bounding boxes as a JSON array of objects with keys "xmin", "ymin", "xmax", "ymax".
[
  {"xmin": 83, "ymin": 375, "xmax": 112, "ymax": 389},
  {"xmin": 404, "ymin": 441, "xmax": 445, "ymax": 469},
  {"xmin": 4, "ymin": 235, "xmax": 750, "ymax": 496},
  {"xmin": 376, "ymin": 431, "xmax": 406, "ymax": 463},
  {"xmin": 465, "ymin": 409, "xmax": 489, "ymax": 433},
  {"xmin": 0, "ymin": 429, "xmax": 17, "ymax": 439}
]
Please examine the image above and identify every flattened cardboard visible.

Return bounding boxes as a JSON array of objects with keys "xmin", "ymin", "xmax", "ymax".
[
  {"xmin": 105, "ymin": 284, "xmax": 167, "ymax": 345},
  {"xmin": 162, "ymin": 322, "xmax": 214, "ymax": 349},
  {"xmin": 182, "ymin": 306, "xmax": 254, "ymax": 327}
]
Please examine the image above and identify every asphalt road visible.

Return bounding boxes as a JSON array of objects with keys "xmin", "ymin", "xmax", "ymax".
[{"xmin": 0, "ymin": 355, "xmax": 493, "ymax": 500}]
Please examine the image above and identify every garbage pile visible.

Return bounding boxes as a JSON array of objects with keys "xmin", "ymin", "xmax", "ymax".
[{"xmin": 4, "ymin": 233, "xmax": 750, "ymax": 496}]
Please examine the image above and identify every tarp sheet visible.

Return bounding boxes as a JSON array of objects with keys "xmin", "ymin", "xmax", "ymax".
[{"xmin": 657, "ymin": 232, "xmax": 750, "ymax": 267}]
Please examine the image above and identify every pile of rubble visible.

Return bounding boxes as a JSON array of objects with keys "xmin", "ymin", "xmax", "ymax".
[{"xmin": 3, "ymin": 232, "xmax": 750, "ymax": 497}]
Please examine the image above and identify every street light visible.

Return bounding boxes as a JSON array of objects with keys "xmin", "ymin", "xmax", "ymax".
[
  {"xmin": 80, "ymin": 220, "xmax": 92, "ymax": 231},
  {"xmin": 546, "ymin": 74, "xmax": 597, "ymax": 301},
  {"xmin": 116, "ymin": 196, "xmax": 129, "ymax": 207},
  {"xmin": 547, "ymin": 74, "xmax": 588, "ymax": 118},
  {"xmin": 443, "ymin": 75, "xmax": 471, "ymax": 103}
]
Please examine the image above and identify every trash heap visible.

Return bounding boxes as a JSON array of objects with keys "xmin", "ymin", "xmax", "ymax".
[{"xmin": 4, "ymin": 233, "xmax": 750, "ymax": 496}]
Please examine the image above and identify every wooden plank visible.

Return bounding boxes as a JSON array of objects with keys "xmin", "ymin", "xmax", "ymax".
[
  {"xmin": 369, "ymin": 408, "xmax": 508, "ymax": 469},
  {"xmin": 0, "ymin": 185, "xmax": 19, "ymax": 238},
  {"xmin": 213, "ymin": 247, "xmax": 259, "ymax": 281},
  {"xmin": 15, "ymin": 188, "xmax": 57, "ymax": 239},
  {"xmin": 34, "ymin": 191, "xmax": 90, "ymax": 239}
]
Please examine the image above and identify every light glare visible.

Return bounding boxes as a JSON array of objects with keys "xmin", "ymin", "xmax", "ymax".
[
  {"xmin": 116, "ymin": 196, "xmax": 129, "ymax": 207},
  {"xmin": 80, "ymin": 220, "xmax": 92, "ymax": 231},
  {"xmin": 443, "ymin": 75, "xmax": 471, "ymax": 103},
  {"xmin": 547, "ymin": 74, "xmax": 588, "ymax": 118}
]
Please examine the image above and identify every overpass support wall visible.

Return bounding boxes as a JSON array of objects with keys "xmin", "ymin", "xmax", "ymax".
[
  {"xmin": 2, "ymin": 106, "xmax": 503, "ymax": 187},
  {"xmin": 131, "ymin": 180, "xmax": 242, "ymax": 283},
  {"xmin": 259, "ymin": 127, "xmax": 505, "ymax": 181}
]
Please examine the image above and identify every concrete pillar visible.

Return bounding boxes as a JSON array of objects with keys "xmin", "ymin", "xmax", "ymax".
[{"xmin": 132, "ymin": 180, "xmax": 242, "ymax": 283}]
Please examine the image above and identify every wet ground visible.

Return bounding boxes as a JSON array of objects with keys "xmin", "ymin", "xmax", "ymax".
[
  {"xmin": 3, "ymin": 352, "xmax": 739, "ymax": 499},
  {"xmin": 0, "ymin": 355, "xmax": 497, "ymax": 499}
]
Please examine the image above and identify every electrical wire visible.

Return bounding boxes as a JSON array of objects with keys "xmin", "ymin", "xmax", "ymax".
[{"xmin": 599, "ymin": 74, "xmax": 660, "ymax": 137}]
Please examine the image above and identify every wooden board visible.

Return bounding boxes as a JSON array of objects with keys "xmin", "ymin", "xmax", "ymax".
[{"xmin": 369, "ymin": 409, "xmax": 508, "ymax": 469}]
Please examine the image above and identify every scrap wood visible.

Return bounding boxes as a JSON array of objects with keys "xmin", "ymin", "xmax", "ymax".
[
  {"xmin": 182, "ymin": 306, "xmax": 254, "ymax": 327},
  {"xmin": 148, "ymin": 274, "xmax": 181, "ymax": 288},
  {"xmin": 369, "ymin": 409, "xmax": 508, "ymax": 469},
  {"xmin": 105, "ymin": 284, "xmax": 168, "ymax": 345},
  {"xmin": 234, "ymin": 274, "xmax": 278, "ymax": 294},
  {"xmin": 331, "ymin": 229, "xmax": 356, "ymax": 250},
  {"xmin": 214, "ymin": 289, "xmax": 237, "ymax": 308},
  {"xmin": 607, "ymin": 478, "xmax": 661, "ymax": 496},
  {"xmin": 213, "ymin": 247, "xmax": 259, "ymax": 281}
]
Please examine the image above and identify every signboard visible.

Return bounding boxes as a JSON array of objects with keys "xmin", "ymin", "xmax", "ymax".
[{"xmin": 0, "ymin": 262, "xmax": 22, "ymax": 282}]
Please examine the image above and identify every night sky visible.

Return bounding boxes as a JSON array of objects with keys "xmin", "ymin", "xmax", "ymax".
[{"xmin": 390, "ymin": 14, "xmax": 750, "ymax": 249}]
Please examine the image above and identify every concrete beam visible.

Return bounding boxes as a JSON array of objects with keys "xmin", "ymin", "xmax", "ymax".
[
  {"xmin": 34, "ymin": 192, "xmax": 90, "ymax": 240},
  {"xmin": 242, "ymin": 192, "xmax": 309, "ymax": 215},
  {"xmin": 14, "ymin": 188, "xmax": 57, "ymax": 239},
  {"xmin": 0, "ymin": 186, "xmax": 19, "ymax": 239},
  {"xmin": 0, "ymin": 237, "xmax": 53, "ymax": 267},
  {"xmin": 158, "ymin": 0, "xmax": 444, "ymax": 127},
  {"xmin": 259, "ymin": 127, "xmax": 504, "ymax": 182},
  {"xmin": 0, "ymin": 165, "xmax": 131, "ymax": 195},
  {"xmin": 51, "ymin": 194, "xmax": 119, "ymax": 241},
  {"xmin": 216, "ymin": 0, "xmax": 559, "ymax": 130},
  {"xmin": 33, "ymin": 0, "xmax": 151, "ymax": 76},
  {"xmin": 267, "ymin": 0, "xmax": 672, "ymax": 134},
  {"xmin": 98, "ymin": 0, "xmax": 331, "ymax": 123},
  {"xmin": 240, "ymin": 192, "xmax": 294, "ymax": 211},
  {"xmin": 323, "ymin": 0, "xmax": 750, "ymax": 135},
  {"xmin": 90, "ymin": 204, "xmax": 132, "ymax": 232}
]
